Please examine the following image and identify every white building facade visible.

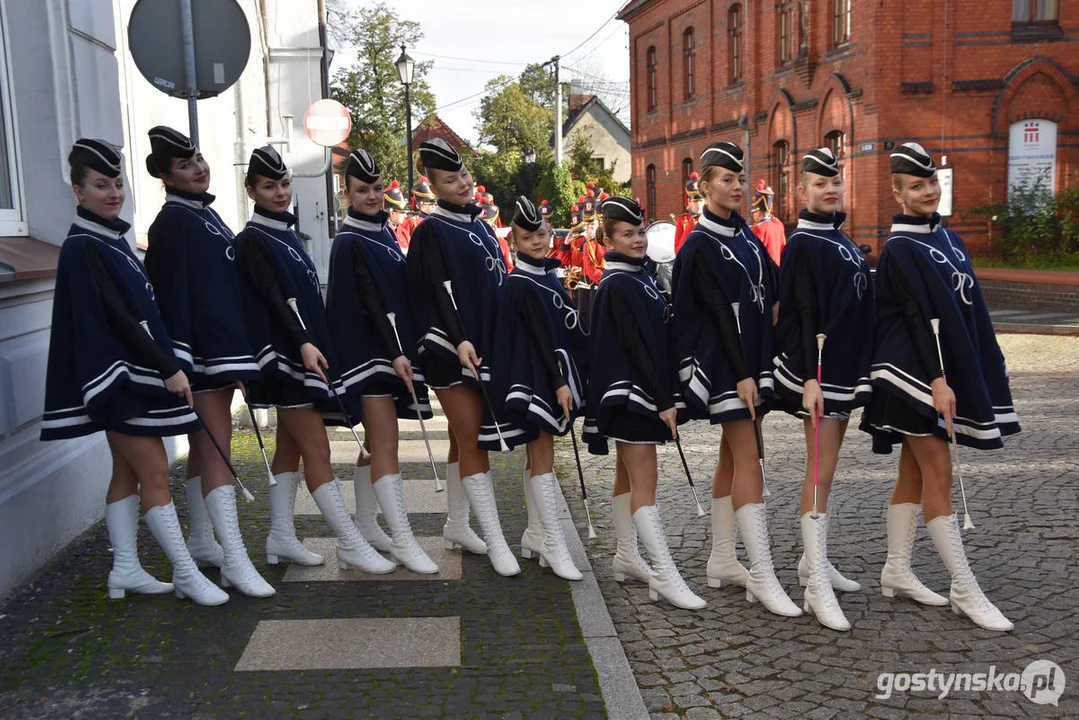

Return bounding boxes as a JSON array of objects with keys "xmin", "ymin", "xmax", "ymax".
[{"xmin": 0, "ymin": 0, "xmax": 332, "ymax": 598}]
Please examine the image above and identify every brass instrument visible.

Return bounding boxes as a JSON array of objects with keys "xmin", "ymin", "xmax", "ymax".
[{"xmin": 564, "ymin": 266, "xmax": 582, "ymax": 291}]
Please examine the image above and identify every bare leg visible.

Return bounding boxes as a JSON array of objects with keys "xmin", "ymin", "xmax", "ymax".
[
  {"xmin": 617, "ymin": 443, "xmax": 658, "ymax": 512},
  {"xmin": 361, "ymin": 396, "xmax": 401, "ymax": 480},
  {"xmin": 277, "ymin": 407, "xmax": 335, "ymax": 492},
  {"xmin": 798, "ymin": 418, "xmax": 849, "ymax": 516},
  {"xmin": 712, "ymin": 432, "xmax": 734, "ymax": 498},
  {"xmin": 904, "ymin": 435, "xmax": 953, "ymax": 523},
  {"xmin": 722, "ymin": 419, "xmax": 764, "ymax": 511},
  {"xmin": 105, "ymin": 432, "xmax": 172, "ymax": 511},
  {"xmin": 434, "ymin": 386, "xmax": 489, "ymax": 477},
  {"xmin": 192, "ymin": 389, "xmax": 235, "ymax": 495},
  {"xmin": 271, "ymin": 415, "xmax": 302, "ymax": 474},
  {"xmin": 526, "ymin": 433, "xmax": 554, "ymax": 476}
]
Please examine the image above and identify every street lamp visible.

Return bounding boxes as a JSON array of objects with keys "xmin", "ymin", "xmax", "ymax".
[{"xmin": 395, "ymin": 45, "xmax": 416, "ymax": 195}]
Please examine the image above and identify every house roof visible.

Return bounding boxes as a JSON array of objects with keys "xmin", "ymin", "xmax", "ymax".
[
  {"xmin": 412, "ymin": 114, "xmax": 472, "ymax": 153},
  {"xmin": 616, "ymin": 0, "xmax": 657, "ymax": 21},
  {"xmin": 562, "ymin": 95, "xmax": 631, "ymax": 141}
]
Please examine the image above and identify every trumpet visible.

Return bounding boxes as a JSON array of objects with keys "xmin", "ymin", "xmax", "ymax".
[{"xmin": 564, "ymin": 266, "xmax": 582, "ymax": 291}]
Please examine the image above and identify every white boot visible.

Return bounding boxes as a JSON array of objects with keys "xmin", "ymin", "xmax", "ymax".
[
  {"xmin": 633, "ymin": 504, "xmax": 706, "ymax": 610},
  {"xmin": 927, "ymin": 514, "xmax": 1013, "ymax": 631},
  {"xmin": 736, "ymin": 503, "xmax": 802, "ymax": 617},
  {"xmin": 461, "ymin": 472, "xmax": 521, "ymax": 577},
  {"xmin": 266, "ymin": 471, "xmax": 325, "ymax": 566},
  {"xmin": 105, "ymin": 495, "xmax": 173, "ymax": 599},
  {"xmin": 880, "ymin": 503, "xmax": 948, "ymax": 606},
  {"xmin": 706, "ymin": 496, "xmax": 748, "ymax": 588},
  {"xmin": 204, "ymin": 486, "xmax": 275, "ymax": 597},
  {"xmin": 443, "ymin": 462, "xmax": 488, "ymax": 554},
  {"xmin": 185, "ymin": 476, "xmax": 224, "ymax": 566},
  {"xmin": 798, "ymin": 512, "xmax": 860, "ymax": 592},
  {"xmin": 311, "ymin": 479, "xmax": 396, "ymax": 574},
  {"xmin": 143, "ymin": 502, "xmax": 229, "ymax": 606},
  {"xmin": 353, "ymin": 465, "xmax": 394, "ymax": 553},
  {"xmin": 373, "ymin": 473, "xmax": 439, "ymax": 574},
  {"xmin": 612, "ymin": 492, "xmax": 652, "ymax": 583},
  {"xmin": 529, "ymin": 472, "xmax": 582, "ymax": 580},
  {"xmin": 801, "ymin": 513, "xmax": 850, "ymax": 631},
  {"xmin": 520, "ymin": 457, "xmax": 543, "ymax": 561}
]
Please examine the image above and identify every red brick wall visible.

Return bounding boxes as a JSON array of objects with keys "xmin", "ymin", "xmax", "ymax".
[{"xmin": 619, "ymin": 0, "xmax": 1079, "ymax": 255}]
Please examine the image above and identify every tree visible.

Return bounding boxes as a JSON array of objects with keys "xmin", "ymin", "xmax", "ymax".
[
  {"xmin": 566, "ymin": 130, "xmax": 626, "ymax": 195},
  {"xmin": 329, "ymin": 1, "xmax": 436, "ymax": 183},
  {"xmin": 475, "ymin": 74, "xmax": 554, "ymax": 166},
  {"xmin": 537, "ymin": 162, "xmax": 577, "ymax": 227}
]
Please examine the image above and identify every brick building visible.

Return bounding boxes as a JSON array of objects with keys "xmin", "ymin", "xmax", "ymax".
[{"xmin": 616, "ymin": 0, "xmax": 1079, "ymax": 254}]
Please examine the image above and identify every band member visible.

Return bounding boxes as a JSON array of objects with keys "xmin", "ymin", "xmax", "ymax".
[
  {"xmin": 862, "ymin": 143, "xmax": 1018, "ymax": 631},
  {"xmin": 773, "ymin": 147, "xmax": 873, "ymax": 631},
  {"xmin": 559, "ymin": 205, "xmax": 585, "ymax": 286},
  {"xmin": 402, "ymin": 176, "xmax": 436, "ymax": 237},
  {"xmin": 751, "ymin": 179, "xmax": 786, "ymax": 265},
  {"xmin": 673, "ymin": 171, "xmax": 702, "ymax": 254},
  {"xmin": 326, "ymin": 149, "xmax": 438, "ymax": 574},
  {"xmin": 383, "ymin": 179, "xmax": 412, "ymax": 251},
  {"xmin": 475, "ymin": 184, "xmax": 494, "ymax": 206},
  {"xmin": 235, "ymin": 146, "xmax": 396, "ymax": 575},
  {"xmin": 142, "ymin": 126, "xmax": 272, "ymax": 598},
  {"xmin": 481, "ymin": 196, "xmax": 587, "ymax": 580},
  {"xmin": 671, "ymin": 141, "xmax": 794, "ymax": 617},
  {"xmin": 406, "ymin": 138, "xmax": 519, "ymax": 577},
  {"xmin": 583, "ymin": 197, "xmax": 706, "ymax": 610},
  {"xmin": 42, "ymin": 140, "xmax": 227, "ymax": 605}
]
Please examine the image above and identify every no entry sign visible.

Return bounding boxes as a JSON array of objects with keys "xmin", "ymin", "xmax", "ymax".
[{"xmin": 303, "ymin": 99, "xmax": 352, "ymax": 147}]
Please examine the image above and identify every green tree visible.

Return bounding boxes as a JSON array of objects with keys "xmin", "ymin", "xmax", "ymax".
[
  {"xmin": 329, "ymin": 1, "xmax": 435, "ymax": 183},
  {"xmin": 475, "ymin": 75, "xmax": 553, "ymax": 166},
  {"xmin": 566, "ymin": 130, "xmax": 624, "ymax": 194},
  {"xmin": 537, "ymin": 161, "xmax": 577, "ymax": 227}
]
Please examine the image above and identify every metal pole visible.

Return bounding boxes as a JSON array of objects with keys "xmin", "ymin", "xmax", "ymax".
[
  {"xmin": 180, "ymin": 0, "xmax": 199, "ymax": 145},
  {"xmin": 553, "ymin": 55, "xmax": 563, "ymax": 166},
  {"xmin": 404, "ymin": 82, "xmax": 414, "ymax": 194}
]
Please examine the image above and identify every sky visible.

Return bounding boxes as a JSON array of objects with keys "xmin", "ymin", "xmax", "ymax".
[{"xmin": 329, "ymin": 0, "xmax": 631, "ymax": 146}]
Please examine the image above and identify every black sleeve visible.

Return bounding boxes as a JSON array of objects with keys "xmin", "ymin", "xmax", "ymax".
[
  {"xmin": 691, "ymin": 260, "xmax": 749, "ymax": 381},
  {"xmin": 86, "ymin": 244, "xmax": 180, "ymax": 378},
  {"xmin": 791, "ymin": 255, "xmax": 821, "ymax": 380},
  {"xmin": 889, "ymin": 262, "xmax": 943, "ymax": 380},
  {"xmin": 414, "ymin": 229, "xmax": 467, "ymax": 347},
  {"xmin": 350, "ymin": 245, "xmax": 402, "ymax": 357},
  {"xmin": 237, "ymin": 235, "xmax": 310, "ymax": 350},
  {"xmin": 521, "ymin": 292, "xmax": 567, "ymax": 392},
  {"xmin": 609, "ymin": 286, "xmax": 674, "ymax": 412}
]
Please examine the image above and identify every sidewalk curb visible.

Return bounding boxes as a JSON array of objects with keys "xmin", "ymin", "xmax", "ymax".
[
  {"xmin": 556, "ymin": 486, "xmax": 650, "ymax": 720},
  {"xmin": 994, "ymin": 322, "xmax": 1079, "ymax": 336}
]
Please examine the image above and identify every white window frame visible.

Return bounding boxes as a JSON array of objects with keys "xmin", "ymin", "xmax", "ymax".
[{"xmin": 0, "ymin": 0, "xmax": 26, "ymax": 236}]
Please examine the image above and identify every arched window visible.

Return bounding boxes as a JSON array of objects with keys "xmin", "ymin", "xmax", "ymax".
[
  {"xmin": 728, "ymin": 5, "xmax": 743, "ymax": 84},
  {"xmin": 773, "ymin": 140, "xmax": 791, "ymax": 222},
  {"xmin": 683, "ymin": 28, "xmax": 696, "ymax": 99},
  {"xmin": 831, "ymin": 0, "xmax": 851, "ymax": 47},
  {"xmin": 778, "ymin": 1, "xmax": 795, "ymax": 65},
  {"xmin": 646, "ymin": 164, "xmax": 657, "ymax": 222},
  {"xmin": 825, "ymin": 130, "xmax": 847, "ymax": 214},
  {"xmin": 646, "ymin": 46, "xmax": 658, "ymax": 111}
]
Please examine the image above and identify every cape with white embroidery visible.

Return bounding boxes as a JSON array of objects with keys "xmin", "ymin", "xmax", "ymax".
[
  {"xmin": 863, "ymin": 213, "xmax": 1019, "ymax": 450},
  {"xmin": 41, "ymin": 207, "xmax": 200, "ymax": 440},
  {"xmin": 234, "ymin": 206, "xmax": 344, "ymax": 416},
  {"xmin": 773, "ymin": 209, "xmax": 873, "ymax": 416},
  {"xmin": 326, "ymin": 207, "xmax": 432, "ymax": 420},
  {"xmin": 478, "ymin": 253, "xmax": 588, "ymax": 450},
  {"xmin": 582, "ymin": 252, "xmax": 675, "ymax": 455},
  {"xmin": 144, "ymin": 189, "xmax": 261, "ymax": 389},
  {"xmin": 671, "ymin": 208, "xmax": 778, "ymax": 424}
]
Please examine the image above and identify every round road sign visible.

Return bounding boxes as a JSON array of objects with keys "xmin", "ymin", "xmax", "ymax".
[{"xmin": 304, "ymin": 100, "xmax": 352, "ymax": 147}]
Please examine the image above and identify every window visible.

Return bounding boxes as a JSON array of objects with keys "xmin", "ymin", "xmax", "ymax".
[
  {"xmin": 646, "ymin": 164, "xmax": 657, "ymax": 222},
  {"xmin": 728, "ymin": 5, "xmax": 743, "ymax": 84},
  {"xmin": 683, "ymin": 28, "xmax": 696, "ymax": 99},
  {"xmin": 646, "ymin": 46, "xmax": 658, "ymax": 112},
  {"xmin": 825, "ymin": 130, "xmax": 847, "ymax": 214},
  {"xmin": 682, "ymin": 157, "xmax": 693, "ymax": 190},
  {"xmin": 773, "ymin": 140, "xmax": 790, "ymax": 222},
  {"xmin": 778, "ymin": 1, "xmax": 796, "ymax": 65},
  {"xmin": 1013, "ymin": 0, "xmax": 1058, "ymax": 21},
  {"xmin": 592, "ymin": 157, "xmax": 606, "ymax": 171},
  {"xmin": 0, "ymin": 10, "xmax": 24, "ymax": 235},
  {"xmin": 831, "ymin": 0, "xmax": 851, "ymax": 47}
]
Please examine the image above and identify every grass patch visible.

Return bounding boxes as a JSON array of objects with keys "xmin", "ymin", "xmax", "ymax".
[{"xmin": 972, "ymin": 255, "xmax": 1079, "ymax": 272}]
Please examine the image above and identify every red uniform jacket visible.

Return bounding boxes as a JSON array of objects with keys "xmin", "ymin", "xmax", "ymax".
[
  {"xmin": 582, "ymin": 239, "xmax": 605, "ymax": 285},
  {"xmin": 390, "ymin": 220, "xmax": 412, "ymax": 251},
  {"xmin": 674, "ymin": 213, "xmax": 698, "ymax": 254},
  {"xmin": 753, "ymin": 216, "xmax": 786, "ymax": 266}
]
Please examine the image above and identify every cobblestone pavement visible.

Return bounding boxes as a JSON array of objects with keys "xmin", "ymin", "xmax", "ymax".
[
  {"xmin": 555, "ymin": 334, "xmax": 1079, "ymax": 720},
  {"xmin": 0, "ymin": 431, "xmax": 604, "ymax": 719}
]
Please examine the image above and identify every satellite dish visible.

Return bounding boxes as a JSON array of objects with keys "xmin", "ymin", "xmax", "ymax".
[{"xmin": 128, "ymin": 0, "xmax": 251, "ymax": 99}]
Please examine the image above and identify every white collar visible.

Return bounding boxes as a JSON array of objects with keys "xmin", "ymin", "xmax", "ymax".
[
  {"xmin": 249, "ymin": 212, "xmax": 291, "ymax": 232},
  {"xmin": 341, "ymin": 214, "xmax": 384, "ymax": 234},
  {"xmin": 515, "ymin": 259, "xmax": 547, "ymax": 276},
  {"xmin": 890, "ymin": 221, "xmax": 936, "ymax": 234},
  {"xmin": 74, "ymin": 215, "xmax": 126, "ymax": 241},
  {"xmin": 165, "ymin": 193, "xmax": 208, "ymax": 210},
  {"xmin": 696, "ymin": 214, "xmax": 737, "ymax": 238},
  {"xmin": 797, "ymin": 218, "xmax": 836, "ymax": 231},
  {"xmin": 431, "ymin": 204, "xmax": 474, "ymax": 224},
  {"xmin": 605, "ymin": 259, "xmax": 640, "ymax": 273}
]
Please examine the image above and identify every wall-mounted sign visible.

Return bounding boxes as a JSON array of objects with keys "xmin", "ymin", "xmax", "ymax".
[
  {"xmin": 859, "ymin": 141, "xmax": 875, "ymax": 153},
  {"xmin": 1008, "ymin": 119, "xmax": 1057, "ymax": 196},
  {"xmin": 937, "ymin": 167, "xmax": 954, "ymax": 217}
]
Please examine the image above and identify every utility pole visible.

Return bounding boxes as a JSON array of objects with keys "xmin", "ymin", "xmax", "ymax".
[{"xmin": 553, "ymin": 55, "xmax": 563, "ymax": 166}]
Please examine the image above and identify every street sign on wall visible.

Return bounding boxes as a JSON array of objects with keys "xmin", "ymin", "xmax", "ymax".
[{"xmin": 128, "ymin": 0, "xmax": 251, "ymax": 99}]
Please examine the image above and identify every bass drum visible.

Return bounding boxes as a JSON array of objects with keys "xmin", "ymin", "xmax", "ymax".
[{"xmin": 644, "ymin": 220, "xmax": 676, "ymax": 264}]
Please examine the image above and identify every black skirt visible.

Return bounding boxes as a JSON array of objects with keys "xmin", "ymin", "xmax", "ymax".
[
  {"xmin": 606, "ymin": 408, "xmax": 671, "ymax": 446},
  {"xmin": 861, "ymin": 390, "xmax": 937, "ymax": 454},
  {"xmin": 246, "ymin": 376, "xmax": 313, "ymax": 408},
  {"xmin": 421, "ymin": 354, "xmax": 465, "ymax": 390}
]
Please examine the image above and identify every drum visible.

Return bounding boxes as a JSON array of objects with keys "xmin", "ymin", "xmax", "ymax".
[{"xmin": 645, "ymin": 220, "xmax": 676, "ymax": 264}]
